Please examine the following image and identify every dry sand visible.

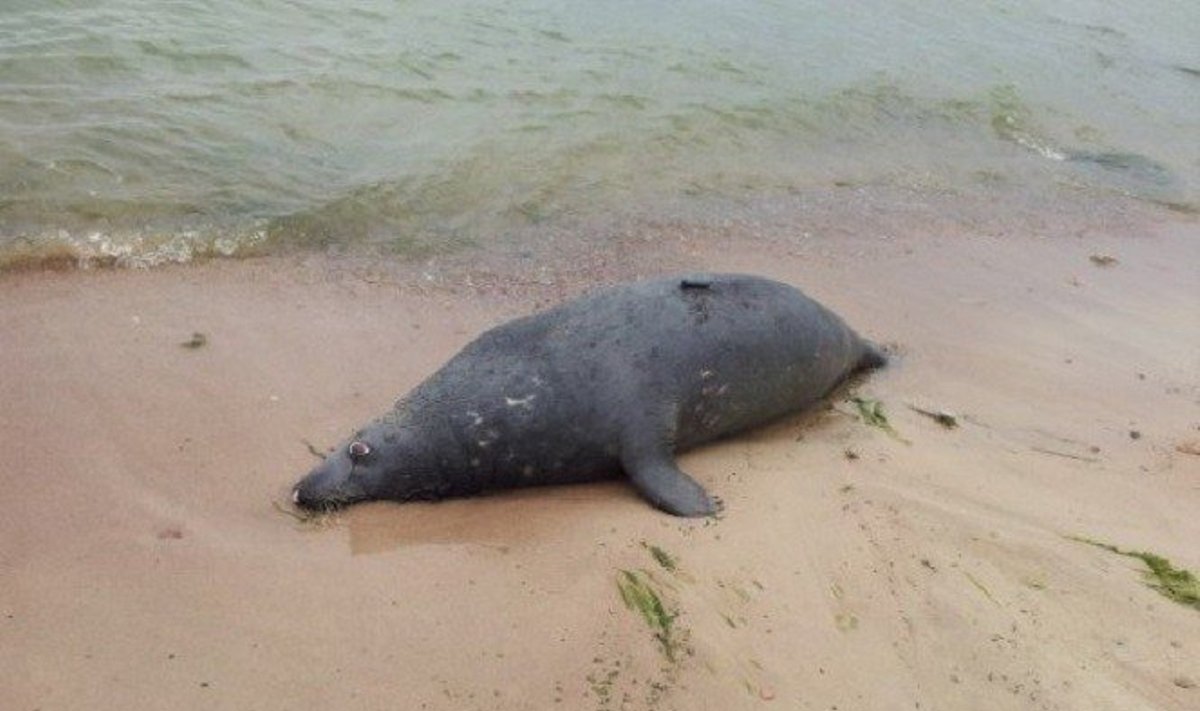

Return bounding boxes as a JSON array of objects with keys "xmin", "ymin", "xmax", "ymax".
[{"xmin": 2, "ymin": 195, "xmax": 1198, "ymax": 710}]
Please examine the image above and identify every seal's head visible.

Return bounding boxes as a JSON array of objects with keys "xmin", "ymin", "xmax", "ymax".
[{"xmin": 291, "ymin": 421, "xmax": 444, "ymax": 510}]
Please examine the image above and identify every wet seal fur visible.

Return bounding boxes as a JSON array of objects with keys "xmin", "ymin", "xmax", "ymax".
[{"xmin": 293, "ymin": 273, "xmax": 886, "ymax": 516}]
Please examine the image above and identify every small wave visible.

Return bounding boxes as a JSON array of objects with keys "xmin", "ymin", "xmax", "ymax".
[
  {"xmin": 305, "ymin": 78, "xmax": 454, "ymax": 104},
  {"xmin": 0, "ymin": 227, "xmax": 267, "ymax": 273},
  {"xmin": 983, "ymin": 86, "xmax": 1188, "ymax": 202},
  {"xmin": 987, "ymin": 84, "xmax": 1065, "ymax": 159},
  {"xmin": 993, "ymin": 114, "xmax": 1068, "ymax": 161},
  {"xmin": 133, "ymin": 40, "xmax": 253, "ymax": 70}
]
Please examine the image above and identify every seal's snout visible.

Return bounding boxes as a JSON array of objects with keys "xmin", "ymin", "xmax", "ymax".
[
  {"xmin": 291, "ymin": 455, "xmax": 366, "ymax": 510},
  {"xmin": 292, "ymin": 478, "xmax": 355, "ymax": 511},
  {"xmin": 291, "ymin": 480, "xmax": 326, "ymax": 510}
]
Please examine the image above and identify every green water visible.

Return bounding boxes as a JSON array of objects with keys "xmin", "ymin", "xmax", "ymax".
[{"xmin": 1, "ymin": 0, "xmax": 1196, "ymax": 267}]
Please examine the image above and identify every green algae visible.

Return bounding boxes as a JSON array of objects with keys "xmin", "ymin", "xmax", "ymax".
[
  {"xmin": 179, "ymin": 331, "xmax": 208, "ymax": 349},
  {"xmin": 963, "ymin": 571, "xmax": 999, "ymax": 606},
  {"xmin": 642, "ymin": 542, "xmax": 678, "ymax": 572},
  {"xmin": 909, "ymin": 404, "xmax": 959, "ymax": 429},
  {"xmin": 850, "ymin": 396, "xmax": 910, "ymax": 444},
  {"xmin": 616, "ymin": 570, "xmax": 680, "ymax": 662},
  {"xmin": 834, "ymin": 612, "xmax": 859, "ymax": 632},
  {"xmin": 1069, "ymin": 536, "xmax": 1200, "ymax": 611}
]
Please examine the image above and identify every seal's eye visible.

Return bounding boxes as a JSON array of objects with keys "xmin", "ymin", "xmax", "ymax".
[{"xmin": 348, "ymin": 441, "xmax": 371, "ymax": 460}]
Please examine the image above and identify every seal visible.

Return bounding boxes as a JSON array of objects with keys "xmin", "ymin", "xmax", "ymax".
[{"xmin": 292, "ymin": 273, "xmax": 885, "ymax": 516}]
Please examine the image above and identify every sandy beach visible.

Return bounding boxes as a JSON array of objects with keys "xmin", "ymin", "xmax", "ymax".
[{"xmin": 2, "ymin": 194, "xmax": 1197, "ymax": 710}]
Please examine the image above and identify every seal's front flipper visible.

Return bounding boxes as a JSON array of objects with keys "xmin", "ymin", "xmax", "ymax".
[
  {"xmin": 619, "ymin": 401, "xmax": 718, "ymax": 517},
  {"xmin": 621, "ymin": 451, "xmax": 716, "ymax": 517}
]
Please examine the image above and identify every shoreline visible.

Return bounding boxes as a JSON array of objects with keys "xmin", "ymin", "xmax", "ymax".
[
  {"xmin": 4, "ymin": 180, "xmax": 1195, "ymax": 277},
  {"xmin": 2, "ymin": 195, "xmax": 1198, "ymax": 710}
]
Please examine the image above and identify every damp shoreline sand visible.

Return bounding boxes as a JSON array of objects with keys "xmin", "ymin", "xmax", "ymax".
[{"xmin": 2, "ymin": 195, "xmax": 1198, "ymax": 710}]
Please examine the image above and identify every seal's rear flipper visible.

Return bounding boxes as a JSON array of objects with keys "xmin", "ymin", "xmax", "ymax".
[{"xmin": 857, "ymin": 340, "xmax": 888, "ymax": 371}]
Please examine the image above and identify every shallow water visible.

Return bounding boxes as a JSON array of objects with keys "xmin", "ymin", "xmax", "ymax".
[{"xmin": 1, "ymin": 0, "xmax": 1196, "ymax": 267}]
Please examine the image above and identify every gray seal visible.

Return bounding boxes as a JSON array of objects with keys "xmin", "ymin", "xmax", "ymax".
[{"xmin": 292, "ymin": 273, "xmax": 885, "ymax": 517}]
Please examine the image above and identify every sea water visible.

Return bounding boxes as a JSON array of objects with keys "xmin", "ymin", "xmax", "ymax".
[{"xmin": 1, "ymin": 0, "xmax": 1196, "ymax": 267}]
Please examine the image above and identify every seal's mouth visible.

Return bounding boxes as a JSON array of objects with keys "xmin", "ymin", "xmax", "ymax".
[{"xmin": 291, "ymin": 483, "xmax": 368, "ymax": 511}]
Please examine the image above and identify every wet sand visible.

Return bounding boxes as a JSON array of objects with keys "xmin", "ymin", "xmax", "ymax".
[{"xmin": 2, "ymin": 196, "xmax": 1198, "ymax": 710}]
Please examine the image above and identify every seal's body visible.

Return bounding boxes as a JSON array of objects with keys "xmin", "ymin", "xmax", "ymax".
[{"xmin": 293, "ymin": 274, "xmax": 885, "ymax": 516}]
